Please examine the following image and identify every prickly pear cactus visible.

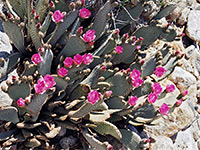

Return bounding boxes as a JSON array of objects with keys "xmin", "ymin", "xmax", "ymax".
[{"xmin": 0, "ymin": 0, "xmax": 184, "ymax": 149}]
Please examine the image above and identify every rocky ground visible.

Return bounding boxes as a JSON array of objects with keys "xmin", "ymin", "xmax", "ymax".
[{"xmin": 1, "ymin": 0, "xmax": 200, "ymax": 150}]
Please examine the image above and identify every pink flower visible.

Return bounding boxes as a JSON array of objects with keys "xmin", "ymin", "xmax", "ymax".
[
  {"xmin": 166, "ymin": 84, "xmax": 175, "ymax": 93},
  {"xmin": 83, "ymin": 30, "xmax": 96, "ymax": 42},
  {"xmin": 130, "ymin": 69, "xmax": 141, "ymax": 80},
  {"xmin": 115, "ymin": 46, "xmax": 123, "ymax": 54},
  {"xmin": 87, "ymin": 90, "xmax": 100, "ymax": 105},
  {"xmin": 64, "ymin": 57, "xmax": 73, "ymax": 68},
  {"xmin": 132, "ymin": 78, "xmax": 143, "ymax": 87},
  {"xmin": 17, "ymin": 98, "xmax": 25, "ymax": 108},
  {"xmin": 152, "ymin": 83, "xmax": 162, "ymax": 95},
  {"xmin": 79, "ymin": 8, "xmax": 91, "ymax": 19},
  {"xmin": 148, "ymin": 93, "xmax": 157, "ymax": 104},
  {"xmin": 155, "ymin": 67, "xmax": 166, "ymax": 77},
  {"xmin": 52, "ymin": 10, "xmax": 64, "ymax": 23},
  {"xmin": 31, "ymin": 53, "xmax": 42, "ymax": 64},
  {"xmin": 182, "ymin": 90, "xmax": 188, "ymax": 96},
  {"xmin": 34, "ymin": 77, "xmax": 47, "ymax": 94},
  {"xmin": 105, "ymin": 90, "xmax": 112, "ymax": 97},
  {"xmin": 58, "ymin": 67, "xmax": 68, "ymax": 77},
  {"xmin": 159, "ymin": 103, "xmax": 169, "ymax": 116},
  {"xmin": 83, "ymin": 54, "xmax": 93, "ymax": 65},
  {"xmin": 73, "ymin": 54, "xmax": 83, "ymax": 65},
  {"xmin": 128, "ymin": 96, "xmax": 138, "ymax": 106},
  {"xmin": 44, "ymin": 74, "xmax": 56, "ymax": 89},
  {"xmin": 176, "ymin": 99, "xmax": 182, "ymax": 106}
]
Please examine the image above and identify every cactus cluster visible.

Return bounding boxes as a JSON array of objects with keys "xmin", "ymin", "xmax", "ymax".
[{"xmin": 0, "ymin": 0, "xmax": 185, "ymax": 149}]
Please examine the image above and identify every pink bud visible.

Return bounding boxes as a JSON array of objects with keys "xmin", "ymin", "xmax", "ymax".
[
  {"xmin": 132, "ymin": 78, "xmax": 143, "ymax": 87},
  {"xmin": 77, "ymin": 26, "xmax": 83, "ymax": 34},
  {"xmin": 145, "ymin": 139, "xmax": 150, "ymax": 143},
  {"xmin": 128, "ymin": 96, "xmax": 138, "ymax": 106},
  {"xmin": 79, "ymin": 8, "xmax": 91, "ymax": 19},
  {"xmin": 52, "ymin": 10, "xmax": 65, "ymax": 23},
  {"xmin": 73, "ymin": 54, "xmax": 83, "ymax": 65},
  {"xmin": 83, "ymin": 30, "xmax": 96, "ymax": 42},
  {"xmin": 130, "ymin": 69, "xmax": 141, "ymax": 80},
  {"xmin": 152, "ymin": 83, "xmax": 162, "ymax": 95},
  {"xmin": 83, "ymin": 53, "xmax": 93, "ymax": 65},
  {"xmin": 88, "ymin": 41, "xmax": 94, "ymax": 46},
  {"xmin": 175, "ymin": 51, "xmax": 180, "ymax": 56},
  {"xmin": 166, "ymin": 84, "xmax": 175, "ymax": 93},
  {"xmin": 87, "ymin": 90, "xmax": 100, "ymax": 105},
  {"xmin": 140, "ymin": 59, "xmax": 145, "ymax": 65},
  {"xmin": 36, "ymin": 22, "xmax": 41, "ymax": 29},
  {"xmin": 105, "ymin": 91, "xmax": 112, "ymax": 97},
  {"xmin": 17, "ymin": 98, "xmax": 25, "ymax": 108},
  {"xmin": 159, "ymin": 103, "xmax": 169, "ymax": 115},
  {"xmin": 50, "ymin": 1, "xmax": 55, "ymax": 8},
  {"xmin": 101, "ymin": 65, "xmax": 107, "ymax": 70},
  {"xmin": 58, "ymin": 67, "xmax": 68, "ymax": 77},
  {"xmin": 155, "ymin": 67, "xmax": 166, "ymax": 78},
  {"xmin": 176, "ymin": 99, "xmax": 182, "ymax": 106},
  {"xmin": 34, "ymin": 15, "xmax": 40, "ymax": 20},
  {"xmin": 139, "ymin": 37, "xmax": 143, "ymax": 41},
  {"xmin": 31, "ymin": 53, "xmax": 42, "ymax": 64},
  {"xmin": 181, "ymin": 33, "xmax": 185, "ymax": 37},
  {"xmin": 148, "ymin": 93, "xmax": 157, "ymax": 104},
  {"xmin": 126, "ymin": 68, "xmax": 131, "ymax": 74},
  {"xmin": 182, "ymin": 90, "xmax": 188, "ymax": 96},
  {"xmin": 64, "ymin": 57, "xmax": 73, "ymax": 68},
  {"xmin": 115, "ymin": 46, "xmax": 123, "ymax": 54},
  {"xmin": 136, "ymin": 45, "xmax": 141, "ymax": 50},
  {"xmin": 167, "ymin": 23, "xmax": 171, "ymax": 28},
  {"xmin": 31, "ymin": 9, "xmax": 35, "ymax": 15}
]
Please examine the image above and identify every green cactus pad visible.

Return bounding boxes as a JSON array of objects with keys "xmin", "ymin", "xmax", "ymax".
[
  {"xmin": 25, "ymin": 89, "xmax": 55, "ymax": 122},
  {"xmin": 2, "ymin": 21, "xmax": 26, "ymax": 54},
  {"xmin": 106, "ymin": 72, "xmax": 131, "ymax": 96},
  {"xmin": 39, "ymin": 49, "xmax": 53, "ymax": 76},
  {"xmin": 0, "ymin": 106, "xmax": 19, "ymax": 123},
  {"xmin": 141, "ymin": 57, "xmax": 157, "ymax": 77},
  {"xmin": 153, "ymin": 4, "xmax": 176, "ymax": 20},
  {"xmin": 0, "ymin": 129, "xmax": 18, "ymax": 142},
  {"xmin": 8, "ymin": 0, "xmax": 25, "ymax": 19},
  {"xmin": 35, "ymin": 0, "xmax": 49, "ymax": 23},
  {"xmin": 87, "ymin": 121, "xmax": 122, "ymax": 140},
  {"xmin": 55, "ymin": 121, "xmax": 78, "ymax": 131},
  {"xmin": 7, "ymin": 82, "xmax": 31, "ymax": 101},
  {"xmin": 90, "ymin": 0, "xmax": 112, "ymax": 40},
  {"xmin": 22, "ymin": 64, "xmax": 37, "ymax": 76},
  {"xmin": 106, "ymin": 96, "xmax": 126, "ymax": 109},
  {"xmin": 119, "ymin": 129, "xmax": 141, "ymax": 150},
  {"xmin": 89, "ymin": 111, "xmax": 110, "ymax": 122},
  {"xmin": 161, "ymin": 28, "xmax": 177, "ymax": 42},
  {"xmin": 51, "ymin": 74, "xmax": 69, "ymax": 93}
]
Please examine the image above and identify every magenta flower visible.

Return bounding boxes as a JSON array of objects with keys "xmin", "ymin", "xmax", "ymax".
[
  {"xmin": 17, "ymin": 98, "xmax": 25, "ymax": 108},
  {"xmin": 79, "ymin": 8, "xmax": 91, "ymax": 19},
  {"xmin": 128, "ymin": 96, "xmax": 138, "ymax": 106},
  {"xmin": 44, "ymin": 74, "xmax": 56, "ymax": 89},
  {"xmin": 73, "ymin": 54, "xmax": 83, "ymax": 65},
  {"xmin": 105, "ymin": 90, "xmax": 112, "ymax": 97},
  {"xmin": 176, "ymin": 99, "xmax": 182, "ymax": 106},
  {"xmin": 166, "ymin": 84, "xmax": 175, "ymax": 93},
  {"xmin": 152, "ymin": 83, "xmax": 162, "ymax": 95},
  {"xmin": 132, "ymin": 78, "xmax": 143, "ymax": 88},
  {"xmin": 58, "ymin": 67, "xmax": 68, "ymax": 77},
  {"xmin": 87, "ymin": 90, "xmax": 100, "ymax": 105},
  {"xmin": 83, "ymin": 30, "xmax": 96, "ymax": 42},
  {"xmin": 115, "ymin": 46, "xmax": 123, "ymax": 54},
  {"xmin": 83, "ymin": 53, "xmax": 93, "ymax": 65},
  {"xmin": 155, "ymin": 67, "xmax": 166, "ymax": 77},
  {"xmin": 52, "ymin": 10, "xmax": 64, "ymax": 23},
  {"xmin": 64, "ymin": 57, "xmax": 73, "ymax": 68},
  {"xmin": 130, "ymin": 69, "xmax": 141, "ymax": 80},
  {"xmin": 148, "ymin": 93, "xmax": 157, "ymax": 104},
  {"xmin": 159, "ymin": 103, "xmax": 170, "ymax": 116},
  {"xmin": 31, "ymin": 53, "xmax": 42, "ymax": 64},
  {"xmin": 34, "ymin": 77, "xmax": 47, "ymax": 94}
]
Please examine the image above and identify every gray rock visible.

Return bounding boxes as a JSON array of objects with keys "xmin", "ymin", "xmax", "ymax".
[
  {"xmin": 60, "ymin": 136, "xmax": 77, "ymax": 149},
  {"xmin": 174, "ymin": 128, "xmax": 198, "ymax": 150},
  {"xmin": 0, "ymin": 32, "xmax": 12, "ymax": 58},
  {"xmin": 186, "ymin": 10, "xmax": 200, "ymax": 42},
  {"xmin": 144, "ymin": 102, "xmax": 194, "ymax": 138},
  {"xmin": 149, "ymin": 136, "xmax": 176, "ymax": 150}
]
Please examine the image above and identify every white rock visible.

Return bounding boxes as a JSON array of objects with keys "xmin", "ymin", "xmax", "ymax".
[
  {"xmin": 177, "ymin": 7, "xmax": 190, "ymax": 26},
  {"xmin": 149, "ymin": 136, "xmax": 176, "ymax": 150},
  {"xmin": 144, "ymin": 102, "xmax": 194, "ymax": 138},
  {"xmin": 186, "ymin": 10, "xmax": 200, "ymax": 42},
  {"xmin": 0, "ymin": 32, "xmax": 12, "ymax": 58},
  {"xmin": 174, "ymin": 127, "xmax": 198, "ymax": 150}
]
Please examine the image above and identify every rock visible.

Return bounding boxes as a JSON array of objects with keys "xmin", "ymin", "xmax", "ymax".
[
  {"xmin": 0, "ymin": 32, "xmax": 12, "ymax": 58},
  {"xmin": 197, "ymin": 139, "xmax": 200, "ymax": 150},
  {"xmin": 149, "ymin": 136, "xmax": 175, "ymax": 150},
  {"xmin": 60, "ymin": 136, "xmax": 77, "ymax": 149},
  {"xmin": 144, "ymin": 101, "xmax": 194, "ymax": 138},
  {"xmin": 169, "ymin": 67, "xmax": 196, "ymax": 92},
  {"xmin": 174, "ymin": 127, "xmax": 198, "ymax": 150},
  {"xmin": 177, "ymin": 7, "xmax": 190, "ymax": 26},
  {"xmin": 186, "ymin": 10, "xmax": 200, "ymax": 42}
]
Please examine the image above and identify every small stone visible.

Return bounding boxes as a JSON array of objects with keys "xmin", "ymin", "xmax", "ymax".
[
  {"xmin": 60, "ymin": 136, "xmax": 77, "ymax": 149},
  {"xmin": 149, "ymin": 136, "xmax": 175, "ymax": 150}
]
